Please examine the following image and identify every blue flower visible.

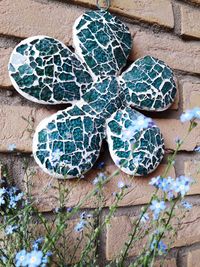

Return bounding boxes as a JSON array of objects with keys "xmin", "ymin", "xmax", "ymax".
[
  {"xmin": 173, "ymin": 176, "xmax": 191, "ymax": 197},
  {"xmin": 180, "ymin": 107, "xmax": 200, "ymax": 122},
  {"xmin": 193, "ymin": 107, "xmax": 200, "ymax": 119},
  {"xmin": 32, "ymin": 237, "xmax": 44, "ymax": 250},
  {"xmin": 117, "ymin": 181, "xmax": 127, "ymax": 189},
  {"xmin": 150, "ymin": 240, "xmax": 167, "ymax": 255},
  {"xmin": 15, "ymin": 249, "xmax": 28, "ymax": 267},
  {"xmin": 141, "ymin": 213, "xmax": 149, "ymax": 223},
  {"xmin": 122, "ymin": 116, "xmax": 152, "ymax": 142},
  {"xmin": 67, "ymin": 207, "xmax": 73, "ymax": 212},
  {"xmin": 93, "ymin": 172, "xmax": 107, "ymax": 185},
  {"xmin": 97, "ymin": 161, "xmax": 105, "ymax": 169},
  {"xmin": 0, "ymin": 196, "xmax": 5, "ymax": 206},
  {"xmin": 8, "ymin": 143, "xmax": 16, "ymax": 151},
  {"xmin": 75, "ymin": 212, "xmax": 92, "ymax": 232},
  {"xmin": 74, "ymin": 220, "xmax": 87, "ymax": 232},
  {"xmin": 181, "ymin": 201, "xmax": 192, "ymax": 210},
  {"xmin": 26, "ymin": 250, "xmax": 43, "ymax": 267},
  {"xmin": 150, "ymin": 200, "xmax": 166, "ymax": 219},
  {"xmin": 5, "ymin": 225, "xmax": 18, "ymax": 235},
  {"xmin": 50, "ymin": 149, "xmax": 64, "ymax": 166},
  {"xmin": 0, "ymin": 188, "xmax": 6, "ymax": 196},
  {"xmin": 194, "ymin": 146, "xmax": 200, "ymax": 152},
  {"xmin": 0, "ymin": 256, "xmax": 7, "ymax": 264},
  {"xmin": 158, "ymin": 241, "xmax": 167, "ymax": 254},
  {"xmin": 149, "ymin": 176, "xmax": 162, "ymax": 188}
]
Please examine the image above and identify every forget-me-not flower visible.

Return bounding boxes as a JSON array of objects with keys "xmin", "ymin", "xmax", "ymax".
[
  {"xmin": 150, "ymin": 200, "xmax": 166, "ymax": 219},
  {"xmin": 15, "ymin": 249, "xmax": 28, "ymax": 267},
  {"xmin": 26, "ymin": 250, "xmax": 43, "ymax": 267}
]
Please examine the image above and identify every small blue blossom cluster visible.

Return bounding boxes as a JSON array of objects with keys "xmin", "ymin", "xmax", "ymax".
[
  {"xmin": 150, "ymin": 239, "xmax": 167, "ymax": 255},
  {"xmin": 149, "ymin": 175, "xmax": 192, "ymax": 198},
  {"xmin": 97, "ymin": 161, "xmax": 105, "ymax": 169},
  {"xmin": 180, "ymin": 107, "xmax": 200, "ymax": 122},
  {"xmin": 74, "ymin": 212, "xmax": 92, "ymax": 232},
  {"xmin": 122, "ymin": 116, "xmax": 153, "ymax": 141},
  {"xmin": 146, "ymin": 175, "xmax": 193, "ymax": 221},
  {"xmin": 8, "ymin": 143, "xmax": 17, "ymax": 151},
  {"xmin": 15, "ymin": 238, "xmax": 52, "ymax": 267},
  {"xmin": 194, "ymin": 146, "xmax": 200, "ymax": 152},
  {"xmin": 0, "ymin": 185, "xmax": 23, "ymax": 210},
  {"xmin": 5, "ymin": 224, "xmax": 18, "ymax": 235},
  {"xmin": 117, "ymin": 181, "xmax": 130, "ymax": 189},
  {"xmin": 93, "ymin": 172, "xmax": 107, "ymax": 186}
]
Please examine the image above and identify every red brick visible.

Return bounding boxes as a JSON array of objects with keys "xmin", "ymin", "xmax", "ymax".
[
  {"xmin": 0, "ymin": 47, "xmax": 13, "ymax": 88},
  {"xmin": 186, "ymin": 248, "xmax": 200, "ymax": 267},
  {"xmin": 0, "ymin": 0, "xmax": 83, "ymax": 43},
  {"xmin": 0, "ymin": 105, "xmax": 55, "ymax": 153},
  {"xmin": 72, "ymin": 0, "xmax": 174, "ymax": 28},
  {"xmin": 180, "ymin": 5, "xmax": 200, "ymax": 39},
  {"xmin": 184, "ymin": 160, "xmax": 200, "ymax": 195},
  {"xmin": 182, "ymin": 81, "xmax": 200, "ymax": 110},
  {"xmin": 106, "ymin": 206, "xmax": 200, "ymax": 259},
  {"xmin": 154, "ymin": 258, "xmax": 177, "ymax": 267},
  {"xmin": 155, "ymin": 119, "xmax": 200, "ymax": 151}
]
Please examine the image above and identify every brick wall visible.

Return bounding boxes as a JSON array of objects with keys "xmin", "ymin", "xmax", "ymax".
[{"xmin": 1, "ymin": 0, "xmax": 200, "ymax": 266}]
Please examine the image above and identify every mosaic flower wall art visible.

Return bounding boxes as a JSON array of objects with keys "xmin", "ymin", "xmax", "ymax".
[{"xmin": 8, "ymin": 9, "xmax": 177, "ymax": 179}]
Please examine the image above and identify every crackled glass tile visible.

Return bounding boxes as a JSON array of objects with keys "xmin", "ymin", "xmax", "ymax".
[
  {"xmin": 33, "ymin": 104, "xmax": 104, "ymax": 178},
  {"xmin": 8, "ymin": 9, "xmax": 177, "ymax": 179},
  {"xmin": 120, "ymin": 56, "xmax": 177, "ymax": 111},
  {"xmin": 73, "ymin": 10, "xmax": 132, "ymax": 77},
  {"xmin": 9, "ymin": 36, "xmax": 93, "ymax": 104},
  {"xmin": 106, "ymin": 107, "xmax": 164, "ymax": 175}
]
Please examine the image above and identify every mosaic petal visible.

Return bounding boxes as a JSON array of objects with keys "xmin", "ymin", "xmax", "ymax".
[
  {"xmin": 106, "ymin": 107, "xmax": 165, "ymax": 176},
  {"xmin": 119, "ymin": 56, "xmax": 177, "ymax": 111},
  {"xmin": 8, "ymin": 36, "xmax": 92, "ymax": 104},
  {"xmin": 73, "ymin": 10, "xmax": 132, "ymax": 77},
  {"xmin": 33, "ymin": 104, "xmax": 104, "ymax": 178}
]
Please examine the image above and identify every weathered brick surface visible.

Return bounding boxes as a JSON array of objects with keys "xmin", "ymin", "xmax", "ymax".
[
  {"xmin": 0, "ymin": 105, "xmax": 55, "ymax": 152},
  {"xmin": 154, "ymin": 258, "xmax": 177, "ymax": 267},
  {"xmin": 131, "ymin": 31, "xmax": 200, "ymax": 75},
  {"xmin": 0, "ymin": 47, "xmax": 13, "ymax": 88},
  {"xmin": 25, "ymin": 163, "xmax": 175, "ymax": 212},
  {"xmin": 0, "ymin": 0, "xmax": 83, "ymax": 43},
  {"xmin": 180, "ymin": 5, "xmax": 200, "ymax": 39},
  {"xmin": 106, "ymin": 206, "xmax": 200, "ymax": 259},
  {"xmin": 184, "ymin": 160, "xmax": 200, "ymax": 195},
  {"xmin": 155, "ymin": 119, "xmax": 200, "ymax": 151},
  {"xmin": 71, "ymin": 0, "xmax": 174, "ymax": 28},
  {"xmin": 182, "ymin": 81, "xmax": 200, "ymax": 110},
  {"xmin": 0, "ymin": 0, "xmax": 174, "ymax": 43},
  {"xmin": 186, "ymin": 248, "xmax": 200, "ymax": 267}
]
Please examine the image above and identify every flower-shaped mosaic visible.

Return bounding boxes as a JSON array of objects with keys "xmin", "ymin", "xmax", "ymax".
[{"xmin": 8, "ymin": 10, "xmax": 177, "ymax": 178}]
